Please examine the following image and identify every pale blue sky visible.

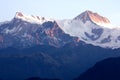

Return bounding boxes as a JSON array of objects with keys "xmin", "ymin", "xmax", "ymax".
[{"xmin": 0, "ymin": 0, "xmax": 120, "ymax": 26}]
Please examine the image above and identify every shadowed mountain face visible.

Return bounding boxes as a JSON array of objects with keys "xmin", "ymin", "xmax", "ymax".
[
  {"xmin": 25, "ymin": 77, "xmax": 59, "ymax": 80},
  {"xmin": 0, "ymin": 42, "xmax": 120, "ymax": 80},
  {"xmin": 74, "ymin": 57, "xmax": 120, "ymax": 80}
]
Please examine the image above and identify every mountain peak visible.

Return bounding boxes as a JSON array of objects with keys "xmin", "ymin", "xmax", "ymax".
[
  {"xmin": 74, "ymin": 10, "xmax": 111, "ymax": 26},
  {"xmin": 15, "ymin": 12, "xmax": 24, "ymax": 17},
  {"xmin": 84, "ymin": 10, "xmax": 93, "ymax": 14},
  {"xmin": 15, "ymin": 12, "xmax": 54, "ymax": 24}
]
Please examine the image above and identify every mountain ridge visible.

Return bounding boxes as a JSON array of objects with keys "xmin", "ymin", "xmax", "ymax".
[
  {"xmin": 74, "ymin": 10, "xmax": 110, "ymax": 24},
  {"xmin": 15, "ymin": 12, "xmax": 54, "ymax": 24},
  {"xmin": 0, "ymin": 10, "xmax": 120, "ymax": 49}
]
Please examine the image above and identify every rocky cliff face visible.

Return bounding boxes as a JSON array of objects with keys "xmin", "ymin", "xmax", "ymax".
[{"xmin": 0, "ymin": 15, "xmax": 77, "ymax": 49}]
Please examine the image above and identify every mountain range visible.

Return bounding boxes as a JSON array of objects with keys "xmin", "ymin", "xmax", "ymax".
[
  {"xmin": 1, "ymin": 10, "xmax": 120, "ymax": 49},
  {"xmin": 0, "ymin": 10, "xmax": 120, "ymax": 80}
]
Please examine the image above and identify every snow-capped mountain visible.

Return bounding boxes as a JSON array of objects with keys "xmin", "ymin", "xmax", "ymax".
[
  {"xmin": 15, "ymin": 12, "xmax": 54, "ymax": 24},
  {"xmin": 0, "ymin": 10, "xmax": 120, "ymax": 49},
  {"xmin": 57, "ymin": 10, "xmax": 120, "ymax": 49},
  {"xmin": 0, "ymin": 13, "xmax": 77, "ymax": 49},
  {"xmin": 74, "ymin": 10, "xmax": 111, "ymax": 27},
  {"xmin": 0, "ymin": 10, "xmax": 120, "ymax": 80}
]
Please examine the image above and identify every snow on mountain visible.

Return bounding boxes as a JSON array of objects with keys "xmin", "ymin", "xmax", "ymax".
[
  {"xmin": 74, "ymin": 10, "xmax": 115, "ymax": 29},
  {"xmin": 1, "ymin": 10, "xmax": 120, "ymax": 49},
  {"xmin": 15, "ymin": 12, "xmax": 54, "ymax": 24},
  {"xmin": 0, "ymin": 14, "xmax": 77, "ymax": 48},
  {"xmin": 56, "ymin": 10, "xmax": 120, "ymax": 49},
  {"xmin": 1, "ymin": 11, "xmax": 120, "ymax": 80}
]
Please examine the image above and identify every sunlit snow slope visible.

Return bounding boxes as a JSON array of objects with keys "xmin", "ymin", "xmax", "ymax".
[{"xmin": 57, "ymin": 10, "xmax": 120, "ymax": 49}]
